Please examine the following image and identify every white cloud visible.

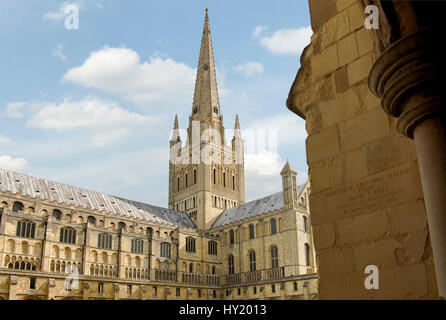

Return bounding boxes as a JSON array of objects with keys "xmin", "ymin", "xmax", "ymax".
[
  {"xmin": 4, "ymin": 102, "xmax": 26, "ymax": 118},
  {"xmin": 43, "ymin": 2, "xmax": 81, "ymax": 21},
  {"xmin": 245, "ymin": 150, "xmax": 282, "ymax": 176},
  {"xmin": 53, "ymin": 44, "xmax": 67, "ymax": 61},
  {"xmin": 233, "ymin": 62, "xmax": 264, "ymax": 77},
  {"xmin": 62, "ymin": 47, "xmax": 196, "ymax": 108},
  {"xmin": 260, "ymin": 27, "xmax": 312, "ymax": 55},
  {"xmin": 252, "ymin": 26, "xmax": 268, "ymax": 38},
  {"xmin": 0, "ymin": 155, "xmax": 30, "ymax": 172},
  {"xmin": 246, "ymin": 113, "xmax": 307, "ymax": 147},
  {"xmin": 0, "ymin": 135, "xmax": 11, "ymax": 146},
  {"xmin": 23, "ymin": 96, "xmax": 156, "ymax": 147}
]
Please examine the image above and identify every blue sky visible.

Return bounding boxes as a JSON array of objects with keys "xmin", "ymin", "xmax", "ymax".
[{"xmin": 0, "ymin": 0, "xmax": 311, "ymax": 206}]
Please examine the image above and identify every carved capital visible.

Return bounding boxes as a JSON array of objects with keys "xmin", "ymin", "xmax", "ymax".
[{"xmin": 369, "ymin": 26, "xmax": 444, "ymax": 138}]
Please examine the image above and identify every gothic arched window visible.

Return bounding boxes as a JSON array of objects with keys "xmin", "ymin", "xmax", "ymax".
[
  {"xmin": 229, "ymin": 229, "xmax": 235, "ymax": 244},
  {"xmin": 228, "ymin": 254, "xmax": 234, "ymax": 274},
  {"xmin": 160, "ymin": 242, "xmax": 171, "ymax": 258},
  {"xmin": 305, "ymin": 243, "xmax": 311, "ymax": 267},
  {"xmin": 271, "ymin": 246, "xmax": 279, "ymax": 268},
  {"xmin": 16, "ymin": 220, "xmax": 36, "ymax": 239},
  {"xmin": 98, "ymin": 234, "xmax": 112, "ymax": 249},
  {"xmin": 249, "ymin": 224, "xmax": 255, "ymax": 240},
  {"xmin": 270, "ymin": 218, "xmax": 277, "ymax": 235},
  {"xmin": 186, "ymin": 237, "xmax": 196, "ymax": 253},
  {"xmin": 52, "ymin": 209, "xmax": 62, "ymax": 220},
  {"xmin": 12, "ymin": 201, "xmax": 24, "ymax": 212},
  {"xmin": 60, "ymin": 227, "xmax": 76, "ymax": 244},
  {"xmin": 249, "ymin": 251, "xmax": 256, "ymax": 272}
]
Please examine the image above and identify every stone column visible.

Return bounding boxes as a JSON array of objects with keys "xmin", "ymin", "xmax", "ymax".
[{"xmin": 369, "ymin": 25, "xmax": 446, "ymax": 298}]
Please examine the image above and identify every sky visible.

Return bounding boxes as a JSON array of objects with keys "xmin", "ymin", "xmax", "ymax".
[{"xmin": 0, "ymin": 0, "xmax": 312, "ymax": 206}]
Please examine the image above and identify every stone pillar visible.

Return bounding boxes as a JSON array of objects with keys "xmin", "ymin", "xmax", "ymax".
[{"xmin": 369, "ymin": 25, "xmax": 446, "ymax": 298}]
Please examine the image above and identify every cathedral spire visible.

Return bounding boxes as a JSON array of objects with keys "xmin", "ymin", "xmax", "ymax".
[
  {"xmin": 234, "ymin": 114, "xmax": 240, "ymax": 129},
  {"xmin": 170, "ymin": 114, "xmax": 180, "ymax": 142},
  {"xmin": 191, "ymin": 8, "xmax": 220, "ymax": 120}
]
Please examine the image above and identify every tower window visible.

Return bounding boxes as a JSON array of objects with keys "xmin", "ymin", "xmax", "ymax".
[
  {"xmin": 194, "ymin": 169, "xmax": 197, "ymax": 184},
  {"xmin": 232, "ymin": 176, "xmax": 235, "ymax": 190},
  {"xmin": 177, "ymin": 177, "xmax": 180, "ymax": 191},
  {"xmin": 193, "ymin": 107, "xmax": 198, "ymax": 114},
  {"xmin": 249, "ymin": 224, "xmax": 255, "ymax": 240},
  {"xmin": 60, "ymin": 227, "xmax": 76, "ymax": 244},
  {"xmin": 228, "ymin": 255, "xmax": 234, "ymax": 274},
  {"xmin": 204, "ymin": 65, "xmax": 209, "ymax": 71},
  {"xmin": 52, "ymin": 209, "xmax": 62, "ymax": 220},
  {"xmin": 229, "ymin": 229, "xmax": 235, "ymax": 244},
  {"xmin": 208, "ymin": 240, "xmax": 217, "ymax": 255},
  {"xmin": 305, "ymin": 243, "xmax": 311, "ymax": 267},
  {"xmin": 12, "ymin": 201, "xmax": 24, "ymax": 212},
  {"xmin": 185, "ymin": 174, "xmax": 188, "ymax": 187},
  {"xmin": 186, "ymin": 237, "xmax": 196, "ymax": 253},
  {"xmin": 271, "ymin": 246, "xmax": 279, "ymax": 268},
  {"xmin": 271, "ymin": 218, "xmax": 277, "ymax": 235},
  {"xmin": 249, "ymin": 251, "xmax": 256, "ymax": 272},
  {"xmin": 30, "ymin": 277, "xmax": 36, "ymax": 290},
  {"xmin": 223, "ymin": 173, "xmax": 226, "ymax": 187},
  {"xmin": 213, "ymin": 169, "xmax": 216, "ymax": 184},
  {"xmin": 303, "ymin": 216, "xmax": 308, "ymax": 232},
  {"xmin": 213, "ymin": 107, "xmax": 218, "ymax": 114}
]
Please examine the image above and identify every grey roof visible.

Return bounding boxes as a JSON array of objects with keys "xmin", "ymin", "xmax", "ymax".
[
  {"xmin": 0, "ymin": 168, "xmax": 196, "ymax": 229},
  {"xmin": 212, "ymin": 184, "xmax": 307, "ymax": 229}
]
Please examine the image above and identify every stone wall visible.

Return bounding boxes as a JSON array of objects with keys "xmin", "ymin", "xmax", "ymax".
[{"xmin": 287, "ymin": 0, "xmax": 438, "ymax": 299}]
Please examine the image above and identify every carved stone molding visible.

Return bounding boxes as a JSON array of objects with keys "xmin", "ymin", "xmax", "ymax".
[{"xmin": 369, "ymin": 26, "xmax": 443, "ymax": 138}]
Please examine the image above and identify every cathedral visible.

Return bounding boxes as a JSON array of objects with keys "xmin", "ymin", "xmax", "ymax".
[{"xmin": 0, "ymin": 10, "xmax": 317, "ymax": 300}]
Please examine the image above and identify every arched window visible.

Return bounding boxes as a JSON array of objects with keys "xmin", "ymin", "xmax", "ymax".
[
  {"xmin": 146, "ymin": 227, "xmax": 153, "ymax": 237},
  {"xmin": 87, "ymin": 216, "xmax": 96, "ymax": 225},
  {"xmin": 270, "ymin": 218, "xmax": 277, "ymax": 235},
  {"xmin": 194, "ymin": 170, "xmax": 197, "ymax": 184},
  {"xmin": 232, "ymin": 176, "xmax": 235, "ymax": 190},
  {"xmin": 185, "ymin": 174, "xmax": 188, "ymax": 187},
  {"xmin": 118, "ymin": 222, "xmax": 126, "ymax": 231},
  {"xmin": 249, "ymin": 251, "xmax": 256, "ymax": 272},
  {"xmin": 229, "ymin": 229, "xmax": 235, "ymax": 244},
  {"xmin": 228, "ymin": 255, "xmax": 234, "ymax": 274},
  {"xmin": 303, "ymin": 216, "xmax": 308, "ymax": 232},
  {"xmin": 177, "ymin": 177, "xmax": 180, "ymax": 191},
  {"xmin": 213, "ymin": 169, "xmax": 216, "ymax": 184},
  {"xmin": 98, "ymin": 234, "xmax": 112, "ymax": 249},
  {"xmin": 208, "ymin": 240, "xmax": 217, "ymax": 255},
  {"xmin": 189, "ymin": 263, "xmax": 193, "ymax": 273},
  {"xmin": 160, "ymin": 243, "xmax": 171, "ymax": 258},
  {"xmin": 12, "ymin": 201, "xmax": 24, "ymax": 212},
  {"xmin": 186, "ymin": 237, "xmax": 196, "ymax": 253},
  {"xmin": 131, "ymin": 239, "xmax": 144, "ymax": 254},
  {"xmin": 16, "ymin": 220, "xmax": 36, "ymax": 239},
  {"xmin": 60, "ymin": 227, "xmax": 76, "ymax": 244},
  {"xmin": 52, "ymin": 209, "xmax": 62, "ymax": 220},
  {"xmin": 212, "ymin": 266, "xmax": 216, "ymax": 275},
  {"xmin": 271, "ymin": 246, "xmax": 279, "ymax": 268},
  {"xmin": 305, "ymin": 243, "xmax": 311, "ymax": 267},
  {"xmin": 249, "ymin": 224, "xmax": 255, "ymax": 239},
  {"xmin": 223, "ymin": 172, "xmax": 226, "ymax": 187}
]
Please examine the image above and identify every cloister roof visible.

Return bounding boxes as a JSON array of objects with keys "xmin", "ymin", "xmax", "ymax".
[{"xmin": 0, "ymin": 168, "xmax": 196, "ymax": 229}]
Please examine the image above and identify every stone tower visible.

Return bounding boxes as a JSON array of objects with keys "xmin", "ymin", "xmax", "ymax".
[
  {"xmin": 168, "ymin": 9, "xmax": 245, "ymax": 230},
  {"xmin": 281, "ymin": 160, "xmax": 298, "ymax": 209}
]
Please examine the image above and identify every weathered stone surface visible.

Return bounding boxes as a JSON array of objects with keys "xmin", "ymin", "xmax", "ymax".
[
  {"xmin": 309, "ymin": 160, "xmax": 332, "ymax": 193},
  {"xmin": 312, "ymin": 222, "xmax": 336, "ymax": 250},
  {"xmin": 334, "ymin": 66, "xmax": 349, "ymax": 93},
  {"xmin": 347, "ymin": 2, "xmax": 364, "ymax": 31},
  {"xmin": 337, "ymin": 33, "xmax": 358, "ymax": 66},
  {"xmin": 336, "ymin": 0, "xmax": 356, "ymax": 12},
  {"xmin": 309, "ymin": 0, "xmax": 338, "ymax": 30},
  {"xmin": 356, "ymin": 28, "xmax": 375, "ymax": 56},
  {"xmin": 365, "ymin": 135, "xmax": 410, "ymax": 175},
  {"xmin": 311, "ymin": 44, "xmax": 339, "ymax": 79},
  {"xmin": 317, "ymin": 247, "xmax": 355, "ymax": 278},
  {"xmin": 336, "ymin": 209, "xmax": 389, "ymax": 245},
  {"xmin": 306, "ymin": 126, "xmax": 340, "ymax": 164},
  {"xmin": 389, "ymin": 200, "xmax": 427, "ymax": 234},
  {"xmin": 338, "ymin": 108, "xmax": 389, "ymax": 152},
  {"xmin": 331, "ymin": 148, "xmax": 366, "ymax": 186},
  {"xmin": 347, "ymin": 52, "xmax": 374, "ymax": 85}
]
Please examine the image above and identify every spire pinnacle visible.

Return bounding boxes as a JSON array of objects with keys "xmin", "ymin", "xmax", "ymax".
[
  {"xmin": 191, "ymin": 8, "xmax": 220, "ymax": 120},
  {"xmin": 174, "ymin": 114, "xmax": 178, "ymax": 129},
  {"xmin": 235, "ymin": 114, "xmax": 240, "ymax": 129}
]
